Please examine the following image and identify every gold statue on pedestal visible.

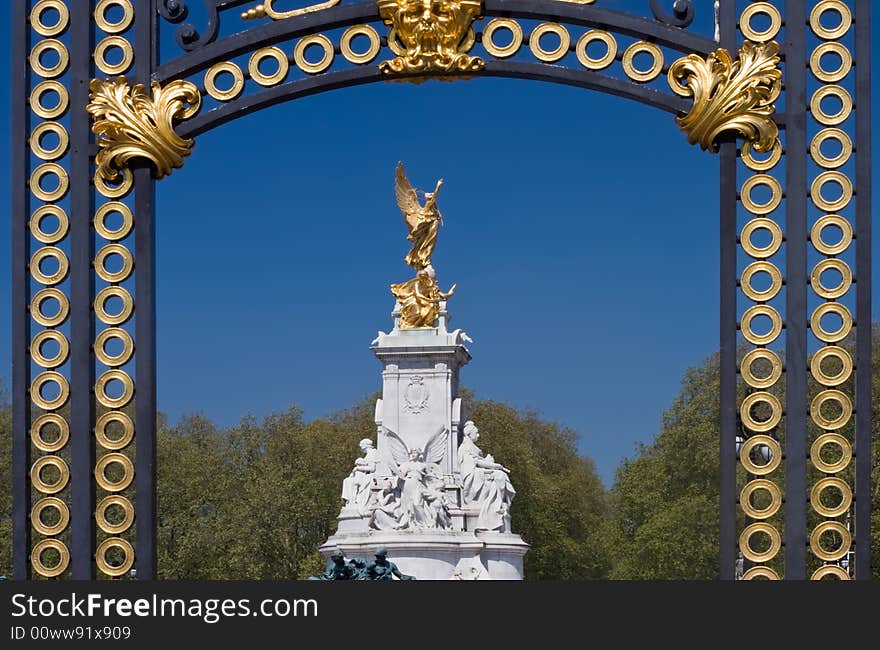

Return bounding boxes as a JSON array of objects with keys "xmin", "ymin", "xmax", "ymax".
[{"xmin": 391, "ymin": 163, "xmax": 456, "ymax": 329}]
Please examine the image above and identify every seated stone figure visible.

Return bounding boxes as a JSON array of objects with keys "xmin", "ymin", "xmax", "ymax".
[
  {"xmin": 341, "ymin": 438, "xmax": 379, "ymax": 513},
  {"xmin": 457, "ymin": 420, "xmax": 516, "ymax": 532}
]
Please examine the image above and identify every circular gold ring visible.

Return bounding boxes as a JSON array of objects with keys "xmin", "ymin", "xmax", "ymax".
[
  {"xmin": 810, "ymin": 477, "xmax": 852, "ymax": 518},
  {"xmin": 741, "ymin": 566, "xmax": 780, "ymax": 580},
  {"xmin": 741, "ymin": 139, "xmax": 782, "ymax": 172},
  {"xmin": 810, "ymin": 346, "xmax": 853, "ymax": 387},
  {"xmin": 740, "ymin": 305, "xmax": 783, "ymax": 346},
  {"xmin": 30, "ymin": 455, "xmax": 70, "ymax": 494},
  {"xmin": 29, "ymin": 246, "xmax": 69, "ymax": 286},
  {"xmin": 387, "ymin": 27, "xmax": 405, "ymax": 56},
  {"xmin": 30, "ymin": 80, "xmax": 69, "ymax": 119},
  {"xmin": 31, "ymin": 413, "xmax": 69, "ymax": 453},
  {"xmin": 622, "ymin": 41, "xmax": 663, "ymax": 82},
  {"xmin": 740, "ymin": 522, "xmax": 781, "ymax": 563},
  {"xmin": 294, "ymin": 34, "xmax": 334, "ymax": 74},
  {"xmin": 30, "ymin": 330, "xmax": 69, "ymax": 368},
  {"xmin": 741, "ymin": 174, "xmax": 782, "ymax": 215},
  {"xmin": 740, "ymin": 217, "xmax": 783, "ymax": 259},
  {"xmin": 740, "ymin": 479, "xmax": 782, "ymax": 520},
  {"xmin": 94, "ymin": 243, "xmax": 134, "ymax": 283},
  {"xmin": 810, "ymin": 302, "xmax": 852, "ymax": 343},
  {"xmin": 30, "ymin": 205, "xmax": 69, "ymax": 244},
  {"xmin": 96, "ymin": 537, "xmax": 134, "ymax": 577},
  {"xmin": 30, "ymin": 121, "xmax": 69, "ymax": 161},
  {"xmin": 740, "ymin": 260, "xmax": 782, "ymax": 302},
  {"xmin": 31, "ymin": 371, "xmax": 69, "ymax": 411},
  {"xmin": 811, "ymin": 565, "xmax": 850, "ymax": 580},
  {"xmin": 31, "ymin": 162, "xmax": 69, "ymax": 202},
  {"xmin": 95, "ymin": 452, "xmax": 135, "ymax": 492},
  {"xmin": 31, "ymin": 496, "xmax": 70, "ymax": 536},
  {"xmin": 95, "ymin": 327, "xmax": 135, "ymax": 367},
  {"xmin": 30, "ymin": 38, "xmax": 69, "ymax": 78},
  {"xmin": 740, "ymin": 434, "xmax": 781, "ymax": 476},
  {"xmin": 482, "ymin": 18, "xmax": 523, "ymax": 59},
  {"xmin": 94, "ymin": 286, "xmax": 134, "ymax": 326},
  {"xmin": 31, "ymin": 0, "xmax": 70, "ymax": 37},
  {"xmin": 576, "ymin": 30, "xmax": 617, "ymax": 70},
  {"xmin": 740, "ymin": 391, "xmax": 782, "ymax": 433},
  {"xmin": 811, "ymin": 171, "xmax": 852, "ymax": 212},
  {"xmin": 741, "ymin": 348, "xmax": 783, "ymax": 390},
  {"xmin": 810, "ymin": 389, "xmax": 852, "ymax": 430},
  {"xmin": 95, "ymin": 411, "xmax": 135, "ymax": 450},
  {"xmin": 95, "ymin": 35, "xmax": 134, "ymax": 75},
  {"xmin": 810, "ymin": 258, "xmax": 852, "ymax": 300},
  {"xmin": 95, "ymin": 167, "xmax": 133, "ymax": 198},
  {"xmin": 95, "ymin": 369, "xmax": 134, "ymax": 409},
  {"xmin": 94, "ymin": 201, "xmax": 134, "ymax": 240},
  {"xmin": 810, "ymin": 85, "xmax": 853, "ymax": 126},
  {"xmin": 739, "ymin": 2, "xmax": 782, "ymax": 42},
  {"xmin": 96, "ymin": 495, "xmax": 135, "ymax": 534},
  {"xmin": 811, "ymin": 432, "xmax": 852, "ymax": 474},
  {"xmin": 810, "ymin": 521, "xmax": 851, "ymax": 562},
  {"xmin": 810, "ymin": 128, "xmax": 852, "ymax": 169},
  {"xmin": 529, "ymin": 23, "xmax": 570, "ymax": 63},
  {"xmin": 248, "ymin": 46, "xmax": 289, "ymax": 87},
  {"xmin": 95, "ymin": 0, "xmax": 134, "ymax": 34},
  {"xmin": 31, "ymin": 288, "xmax": 69, "ymax": 327},
  {"xmin": 810, "ymin": 42, "xmax": 852, "ymax": 83},
  {"xmin": 811, "ymin": 214, "xmax": 853, "ymax": 255},
  {"xmin": 31, "ymin": 539, "xmax": 70, "ymax": 577},
  {"xmin": 340, "ymin": 25, "xmax": 381, "ymax": 64},
  {"xmin": 204, "ymin": 61, "xmax": 244, "ymax": 101},
  {"xmin": 810, "ymin": 0, "xmax": 852, "ymax": 40}
]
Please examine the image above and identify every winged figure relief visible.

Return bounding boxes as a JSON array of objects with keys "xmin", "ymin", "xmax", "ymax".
[{"xmin": 395, "ymin": 162, "xmax": 443, "ymax": 271}]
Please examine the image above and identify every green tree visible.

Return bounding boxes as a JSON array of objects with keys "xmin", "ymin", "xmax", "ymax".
[{"xmin": 0, "ymin": 380, "xmax": 11, "ymax": 577}]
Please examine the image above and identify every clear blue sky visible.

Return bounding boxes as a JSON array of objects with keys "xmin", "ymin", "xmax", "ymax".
[{"xmin": 2, "ymin": 1, "xmax": 878, "ymax": 484}]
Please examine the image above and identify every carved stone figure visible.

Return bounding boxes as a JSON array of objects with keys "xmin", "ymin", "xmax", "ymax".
[
  {"xmin": 341, "ymin": 438, "xmax": 379, "ymax": 512},
  {"xmin": 458, "ymin": 420, "xmax": 516, "ymax": 532},
  {"xmin": 368, "ymin": 477, "xmax": 403, "ymax": 531}
]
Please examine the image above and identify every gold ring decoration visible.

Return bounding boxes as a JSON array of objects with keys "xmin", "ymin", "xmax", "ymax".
[
  {"xmin": 94, "ymin": 327, "xmax": 135, "ymax": 367},
  {"xmin": 810, "ymin": 302, "xmax": 852, "ymax": 343},
  {"xmin": 294, "ymin": 34, "xmax": 334, "ymax": 74},
  {"xmin": 95, "ymin": 167, "xmax": 133, "ymax": 198},
  {"xmin": 95, "ymin": 452, "xmax": 135, "ymax": 492},
  {"xmin": 810, "ymin": 389, "xmax": 852, "ymax": 430},
  {"xmin": 529, "ymin": 23, "xmax": 570, "ymax": 63},
  {"xmin": 96, "ymin": 495, "xmax": 135, "ymax": 535},
  {"xmin": 810, "ymin": 346, "xmax": 853, "ymax": 387},
  {"xmin": 30, "ymin": 121, "xmax": 69, "ymax": 161},
  {"xmin": 811, "ymin": 565, "xmax": 850, "ymax": 580},
  {"xmin": 94, "ymin": 243, "xmax": 134, "ymax": 283},
  {"xmin": 31, "ymin": 496, "xmax": 70, "ymax": 536},
  {"xmin": 30, "ymin": 162, "xmax": 69, "ymax": 202},
  {"xmin": 740, "ymin": 174, "xmax": 782, "ymax": 215},
  {"xmin": 30, "ymin": 205, "xmax": 69, "ymax": 244},
  {"xmin": 810, "ymin": 0, "xmax": 852, "ymax": 40},
  {"xmin": 482, "ymin": 19, "xmax": 523, "ymax": 59},
  {"xmin": 740, "ymin": 391, "xmax": 782, "ymax": 433},
  {"xmin": 810, "ymin": 520, "xmax": 851, "ymax": 562},
  {"xmin": 741, "ymin": 566, "xmax": 780, "ymax": 580},
  {"xmin": 30, "ymin": 330, "xmax": 69, "ymax": 368},
  {"xmin": 810, "ymin": 477, "xmax": 852, "ymax": 518},
  {"xmin": 741, "ymin": 348, "xmax": 783, "ymax": 390},
  {"xmin": 31, "ymin": 370, "xmax": 70, "ymax": 411},
  {"xmin": 96, "ymin": 537, "xmax": 135, "ymax": 577},
  {"xmin": 204, "ymin": 61, "xmax": 245, "ymax": 101},
  {"xmin": 740, "ymin": 479, "xmax": 782, "ymax": 520},
  {"xmin": 739, "ymin": 2, "xmax": 782, "ymax": 42},
  {"xmin": 94, "ymin": 286, "xmax": 134, "ymax": 326},
  {"xmin": 739, "ymin": 434, "xmax": 781, "ymax": 476},
  {"xmin": 740, "ymin": 218, "xmax": 783, "ymax": 259},
  {"xmin": 810, "ymin": 85, "xmax": 852, "ymax": 126},
  {"xmin": 810, "ymin": 258, "xmax": 852, "ymax": 300},
  {"xmin": 31, "ymin": 288, "xmax": 69, "ymax": 327},
  {"xmin": 31, "ymin": 413, "xmax": 69, "ymax": 453},
  {"xmin": 741, "ymin": 139, "xmax": 782, "ymax": 172},
  {"xmin": 30, "ymin": 38, "xmax": 69, "ymax": 78},
  {"xmin": 95, "ymin": 369, "xmax": 134, "ymax": 409},
  {"xmin": 811, "ymin": 214, "xmax": 852, "ymax": 255},
  {"xmin": 95, "ymin": 0, "xmax": 135, "ymax": 34},
  {"xmin": 94, "ymin": 201, "xmax": 134, "ymax": 240},
  {"xmin": 30, "ymin": 455, "xmax": 70, "ymax": 494},
  {"xmin": 95, "ymin": 411, "xmax": 135, "ymax": 450},
  {"xmin": 740, "ymin": 260, "xmax": 782, "ymax": 302},
  {"xmin": 810, "ymin": 42, "xmax": 852, "ymax": 83},
  {"xmin": 387, "ymin": 27, "xmax": 405, "ymax": 56},
  {"xmin": 576, "ymin": 30, "xmax": 617, "ymax": 70},
  {"xmin": 31, "ymin": 539, "xmax": 70, "ymax": 578},
  {"xmin": 29, "ymin": 246, "xmax": 69, "ymax": 286},
  {"xmin": 95, "ymin": 35, "xmax": 134, "ymax": 75},
  {"xmin": 340, "ymin": 25, "xmax": 381, "ymax": 64},
  {"xmin": 810, "ymin": 128, "xmax": 852, "ymax": 169},
  {"xmin": 31, "ymin": 0, "xmax": 69, "ymax": 37},
  {"xmin": 248, "ymin": 47, "xmax": 289, "ymax": 87},
  {"xmin": 739, "ymin": 522, "xmax": 781, "ymax": 563},
  {"xmin": 31, "ymin": 80, "xmax": 69, "ymax": 119},
  {"xmin": 622, "ymin": 41, "xmax": 663, "ymax": 82},
  {"xmin": 811, "ymin": 433, "xmax": 852, "ymax": 474},
  {"xmin": 810, "ymin": 171, "xmax": 852, "ymax": 212},
  {"xmin": 740, "ymin": 305, "xmax": 783, "ymax": 346}
]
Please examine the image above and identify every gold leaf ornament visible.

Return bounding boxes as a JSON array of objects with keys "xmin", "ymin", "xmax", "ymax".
[
  {"xmin": 88, "ymin": 77, "xmax": 201, "ymax": 181},
  {"xmin": 668, "ymin": 41, "xmax": 782, "ymax": 153}
]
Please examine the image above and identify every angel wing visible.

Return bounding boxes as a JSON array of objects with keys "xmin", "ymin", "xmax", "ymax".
[
  {"xmin": 382, "ymin": 427, "xmax": 410, "ymax": 472},
  {"xmin": 395, "ymin": 162, "xmax": 421, "ymax": 233},
  {"xmin": 422, "ymin": 426, "xmax": 448, "ymax": 466}
]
